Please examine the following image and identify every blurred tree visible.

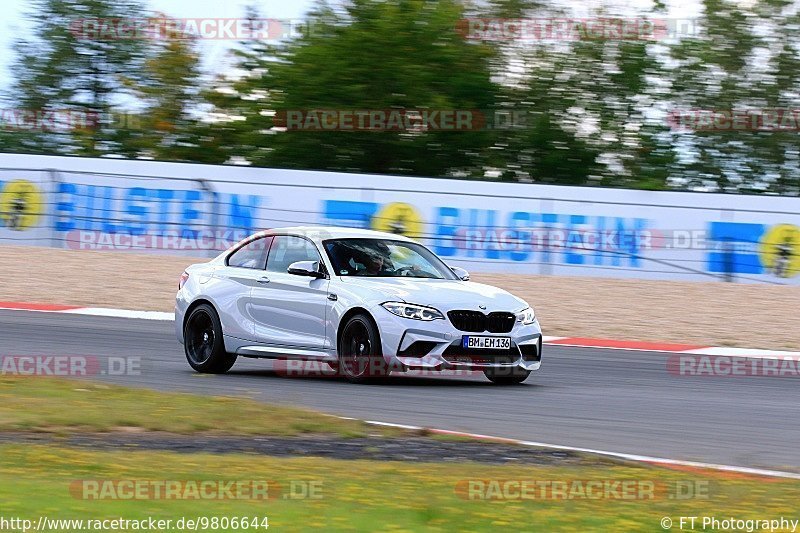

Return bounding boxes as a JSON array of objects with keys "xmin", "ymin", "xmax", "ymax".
[
  {"xmin": 191, "ymin": 7, "xmax": 283, "ymax": 165},
  {"xmin": 0, "ymin": 127, "xmax": 47, "ymax": 155},
  {"xmin": 2, "ymin": 0, "xmax": 797, "ymax": 196},
  {"xmin": 565, "ymin": 36, "xmax": 676, "ymax": 190},
  {"xmin": 484, "ymin": 4, "xmax": 675, "ymax": 189},
  {"xmin": 483, "ymin": 0, "xmax": 547, "ymax": 18},
  {"xmin": 669, "ymin": 0, "xmax": 800, "ymax": 194},
  {"xmin": 8, "ymin": 0, "xmax": 148, "ymax": 156},
  {"xmin": 121, "ymin": 17, "xmax": 206, "ymax": 161},
  {"xmin": 203, "ymin": 0, "xmax": 498, "ymax": 176}
]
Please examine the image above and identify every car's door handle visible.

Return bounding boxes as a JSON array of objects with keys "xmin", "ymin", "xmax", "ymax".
[{"xmin": 257, "ymin": 276, "xmax": 270, "ymax": 284}]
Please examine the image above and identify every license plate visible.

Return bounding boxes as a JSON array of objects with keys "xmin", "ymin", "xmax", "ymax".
[{"xmin": 462, "ymin": 336, "xmax": 511, "ymax": 350}]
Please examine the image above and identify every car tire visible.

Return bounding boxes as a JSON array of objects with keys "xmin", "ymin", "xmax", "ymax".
[
  {"xmin": 483, "ymin": 366, "xmax": 531, "ymax": 385},
  {"xmin": 338, "ymin": 313, "xmax": 387, "ymax": 383},
  {"xmin": 184, "ymin": 303, "xmax": 237, "ymax": 374}
]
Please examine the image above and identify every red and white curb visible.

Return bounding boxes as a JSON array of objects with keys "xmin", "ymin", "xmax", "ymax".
[
  {"xmin": 1, "ymin": 301, "xmax": 798, "ymax": 359},
  {"xmin": 0, "ymin": 301, "xmax": 173, "ymax": 321},
  {"xmin": 342, "ymin": 418, "xmax": 800, "ymax": 480}
]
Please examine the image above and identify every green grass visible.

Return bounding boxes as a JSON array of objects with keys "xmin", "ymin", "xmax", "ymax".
[
  {"xmin": 0, "ymin": 377, "xmax": 372, "ymax": 437},
  {"xmin": 2, "ymin": 377, "xmax": 800, "ymax": 531},
  {"xmin": 3, "ymin": 444, "xmax": 800, "ymax": 532}
]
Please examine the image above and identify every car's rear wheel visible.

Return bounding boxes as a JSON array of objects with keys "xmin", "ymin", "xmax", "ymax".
[
  {"xmin": 184, "ymin": 304, "xmax": 237, "ymax": 374},
  {"xmin": 338, "ymin": 313, "xmax": 387, "ymax": 383},
  {"xmin": 483, "ymin": 366, "xmax": 531, "ymax": 385}
]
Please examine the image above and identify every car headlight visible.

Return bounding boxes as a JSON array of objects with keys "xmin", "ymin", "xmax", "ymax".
[
  {"xmin": 381, "ymin": 302, "xmax": 444, "ymax": 321},
  {"xmin": 516, "ymin": 307, "xmax": 536, "ymax": 325}
]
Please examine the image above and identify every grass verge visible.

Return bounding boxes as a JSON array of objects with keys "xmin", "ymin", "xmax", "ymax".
[
  {"xmin": 3, "ymin": 444, "xmax": 800, "ymax": 532},
  {"xmin": 1, "ymin": 377, "xmax": 799, "ymax": 531},
  {"xmin": 0, "ymin": 377, "xmax": 371, "ymax": 437}
]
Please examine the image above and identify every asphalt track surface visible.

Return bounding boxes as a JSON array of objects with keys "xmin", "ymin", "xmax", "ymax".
[{"xmin": 2, "ymin": 309, "xmax": 798, "ymax": 472}]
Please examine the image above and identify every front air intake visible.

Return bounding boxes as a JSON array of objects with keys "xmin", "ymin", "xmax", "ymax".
[
  {"xmin": 447, "ymin": 310, "xmax": 515, "ymax": 333},
  {"xmin": 447, "ymin": 310, "xmax": 486, "ymax": 332}
]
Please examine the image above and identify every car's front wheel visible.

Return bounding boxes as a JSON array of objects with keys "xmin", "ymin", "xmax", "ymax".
[
  {"xmin": 338, "ymin": 313, "xmax": 387, "ymax": 383},
  {"xmin": 483, "ymin": 366, "xmax": 531, "ymax": 385},
  {"xmin": 184, "ymin": 303, "xmax": 237, "ymax": 374}
]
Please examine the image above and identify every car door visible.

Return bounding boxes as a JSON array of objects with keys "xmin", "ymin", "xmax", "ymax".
[
  {"xmin": 250, "ymin": 235, "xmax": 330, "ymax": 349},
  {"xmin": 211, "ymin": 235, "xmax": 273, "ymax": 342}
]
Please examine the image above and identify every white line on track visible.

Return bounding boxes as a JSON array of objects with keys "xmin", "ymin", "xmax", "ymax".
[
  {"xmin": 66, "ymin": 308, "xmax": 174, "ymax": 321},
  {"xmin": 358, "ymin": 420, "xmax": 800, "ymax": 480},
  {"xmin": 682, "ymin": 347, "xmax": 800, "ymax": 359}
]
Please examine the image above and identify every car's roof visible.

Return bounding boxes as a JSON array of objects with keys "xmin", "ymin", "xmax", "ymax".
[{"xmin": 258, "ymin": 226, "xmax": 417, "ymax": 243}]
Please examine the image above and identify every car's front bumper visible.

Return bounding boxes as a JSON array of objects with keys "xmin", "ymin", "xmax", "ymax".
[{"xmin": 374, "ymin": 305, "xmax": 543, "ymax": 372}]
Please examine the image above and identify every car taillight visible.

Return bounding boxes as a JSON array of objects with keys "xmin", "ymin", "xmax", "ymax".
[{"xmin": 178, "ymin": 271, "xmax": 189, "ymax": 289}]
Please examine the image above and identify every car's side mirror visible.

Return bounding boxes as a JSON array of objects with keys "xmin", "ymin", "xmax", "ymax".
[
  {"xmin": 449, "ymin": 265, "xmax": 470, "ymax": 281},
  {"xmin": 288, "ymin": 260, "xmax": 326, "ymax": 279}
]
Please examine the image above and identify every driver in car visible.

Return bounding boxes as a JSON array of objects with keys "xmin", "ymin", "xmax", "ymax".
[
  {"xmin": 362, "ymin": 250, "xmax": 394, "ymax": 276},
  {"xmin": 349, "ymin": 244, "xmax": 432, "ymax": 277}
]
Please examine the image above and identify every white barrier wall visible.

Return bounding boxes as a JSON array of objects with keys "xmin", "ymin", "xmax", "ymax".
[{"xmin": 1, "ymin": 153, "xmax": 799, "ymax": 284}]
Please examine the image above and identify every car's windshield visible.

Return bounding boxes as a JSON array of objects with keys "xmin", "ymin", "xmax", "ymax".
[{"xmin": 324, "ymin": 238, "xmax": 457, "ymax": 279}]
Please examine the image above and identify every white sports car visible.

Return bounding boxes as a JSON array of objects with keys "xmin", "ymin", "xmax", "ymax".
[{"xmin": 175, "ymin": 226, "xmax": 542, "ymax": 384}]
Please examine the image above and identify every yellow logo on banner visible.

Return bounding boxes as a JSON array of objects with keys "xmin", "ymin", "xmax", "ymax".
[
  {"xmin": 0, "ymin": 179, "xmax": 44, "ymax": 231},
  {"xmin": 759, "ymin": 224, "xmax": 800, "ymax": 278},
  {"xmin": 371, "ymin": 202, "xmax": 424, "ymax": 239}
]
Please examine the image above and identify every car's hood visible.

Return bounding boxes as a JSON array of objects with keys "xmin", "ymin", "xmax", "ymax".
[{"xmin": 337, "ymin": 277, "xmax": 528, "ymax": 313}]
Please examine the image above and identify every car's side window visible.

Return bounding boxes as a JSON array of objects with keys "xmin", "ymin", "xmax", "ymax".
[
  {"xmin": 227, "ymin": 236, "xmax": 272, "ymax": 269},
  {"xmin": 266, "ymin": 236, "xmax": 321, "ymax": 273}
]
